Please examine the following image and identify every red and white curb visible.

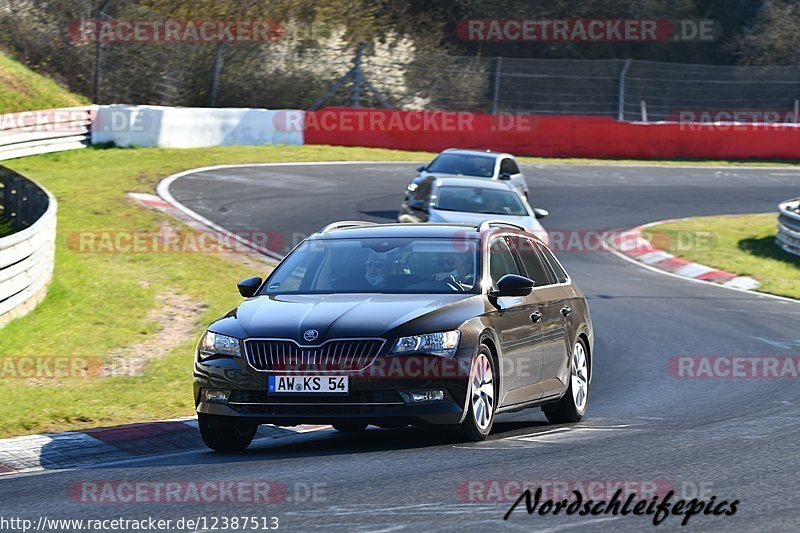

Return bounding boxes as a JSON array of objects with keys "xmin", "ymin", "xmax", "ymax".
[
  {"xmin": 127, "ymin": 192, "xmax": 279, "ymax": 261},
  {"xmin": 0, "ymin": 417, "xmax": 328, "ymax": 476},
  {"xmin": 608, "ymin": 221, "xmax": 761, "ymax": 291}
]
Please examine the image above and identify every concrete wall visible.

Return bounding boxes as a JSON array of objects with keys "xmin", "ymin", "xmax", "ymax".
[{"xmin": 92, "ymin": 105, "xmax": 305, "ymax": 148}]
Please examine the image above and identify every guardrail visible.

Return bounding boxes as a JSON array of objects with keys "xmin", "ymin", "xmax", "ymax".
[
  {"xmin": 0, "ymin": 166, "xmax": 57, "ymax": 326},
  {"xmin": 0, "ymin": 106, "xmax": 95, "ymax": 161},
  {"xmin": 777, "ymin": 198, "xmax": 800, "ymax": 258},
  {"xmin": 0, "ymin": 106, "xmax": 90, "ymax": 326}
]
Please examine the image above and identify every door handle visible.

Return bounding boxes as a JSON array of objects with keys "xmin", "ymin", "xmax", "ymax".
[
  {"xmin": 561, "ymin": 306, "xmax": 572, "ymax": 317},
  {"xmin": 530, "ymin": 311, "xmax": 543, "ymax": 323}
]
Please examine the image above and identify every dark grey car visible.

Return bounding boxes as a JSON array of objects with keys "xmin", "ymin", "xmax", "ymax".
[{"xmin": 194, "ymin": 221, "xmax": 593, "ymax": 450}]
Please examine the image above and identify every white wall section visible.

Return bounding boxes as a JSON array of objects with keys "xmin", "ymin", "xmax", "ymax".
[{"xmin": 91, "ymin": 105, "xmax": 305, "ymax": 148}]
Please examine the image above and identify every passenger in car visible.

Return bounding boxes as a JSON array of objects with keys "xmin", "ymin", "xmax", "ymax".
[{"xmin": 365, "ymin": 252, "xmax": 390, "ymax": 288}]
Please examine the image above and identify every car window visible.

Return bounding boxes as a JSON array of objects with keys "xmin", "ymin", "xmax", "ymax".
[
  {"xmin": 508, "ymin": 236, "xmax": 552, "ymax": 287},
  {"xmin": 426, "ymin": 154, "xmax": 495, "ymax": 178},
  {"xmin": 434, "ymin": 186, "xmax": 528, "ymax": 216},
  {"xmin": 263, "ymin": 237, "xmax": 480, "ymax": 294},
  {"xmin": 500, "ymin": 158, "xmax": 520, "ymax": 175},
  {"xmin": 489, "ymin": 238, "xmax": 521, "ymax": 287},
  {"xmin": 539, "ymin": 244, "xmax": 569, "ymax": 284}
]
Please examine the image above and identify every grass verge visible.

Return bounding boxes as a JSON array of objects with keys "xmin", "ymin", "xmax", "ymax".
[
  {"xmin": 0, "ymin": 51, "xmax": 88, "ymax": 113},
  {"xmin": 0, "ymin": 144, "xmax": 430, "ymax": 438},
  {"xmin": 649, "ymin": 214, "xmax": 800, "ymax": 299}
]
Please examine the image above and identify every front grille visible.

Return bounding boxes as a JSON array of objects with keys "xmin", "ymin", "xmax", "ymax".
[{"xmin": 244, "ymin": 338, "xmax": 385, "ymax": 372}]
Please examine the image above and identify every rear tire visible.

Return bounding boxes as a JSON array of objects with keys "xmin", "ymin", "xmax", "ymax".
[
  {"xmin": 198, "ymin": 414, "xmax": 257, "ymax": 451},
  {"xmin": 458, "ymin": 344, "xmax": 497, "ymax": 441},
  {"xmin": 332, "ymin": 423, "xmax": 368, "ymax": 432},
  {"xmin": 543, "ymin": 338, "xmax": 589, "ymax": 424}
]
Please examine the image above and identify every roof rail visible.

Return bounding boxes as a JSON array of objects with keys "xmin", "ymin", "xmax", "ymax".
[
  {"xmin": 477, "ymin": 220, "xmax": 527, "ymax": 232},
  {"xmin": 318, "ymin": 221, "xmax": 379, "ymax": 233}
]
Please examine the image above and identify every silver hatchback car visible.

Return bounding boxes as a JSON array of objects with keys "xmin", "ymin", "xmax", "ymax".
[
  {"xmin": 397, "ymin": 177, "xmax": 549, "ymax": 245},
  {"xmin": 414, "ymin": 149, "xmax": 531, "ymax": 199}
]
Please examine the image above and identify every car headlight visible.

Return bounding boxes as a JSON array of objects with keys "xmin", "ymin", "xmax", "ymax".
[
  {"xmin": 198, "ymin": 331, "xmax": 242, "ymax": 359},
  {"xmin": 390, "ymin": 331, "xmax": 460, "ymax": 358}
]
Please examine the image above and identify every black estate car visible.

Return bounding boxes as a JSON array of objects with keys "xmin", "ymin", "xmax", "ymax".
[{"xmin": 194, "ymin": 221, "xmax": 593, "ymax": 450}]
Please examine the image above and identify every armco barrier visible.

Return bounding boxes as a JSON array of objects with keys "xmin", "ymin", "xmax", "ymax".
[
  {"xmin": 92, "ymin": 105, "xmax": 304, "ymax": 148},
  {"xmin": 0, "ymin": 166, "xmax": 56, "ymax": 326},
  {"xmin": 303, "ymin": 108, "xmax": 800, "ymax": 160},
  {"xmin": 0, "ymin": 107, "xmax": 94, "ymax": 161},
  {"xmin": 777, "ymin": 198, "xmax": 800, "ymax": 257}
]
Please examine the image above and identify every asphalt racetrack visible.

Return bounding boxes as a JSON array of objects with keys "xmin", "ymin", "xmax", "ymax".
[{"xmin": 3, "ymin": 162, "xmax": 800, "ymax": 531}]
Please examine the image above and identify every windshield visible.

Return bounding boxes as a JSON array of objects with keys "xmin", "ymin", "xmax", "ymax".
[
  {"xmin": 426, "ymin": 154, "xmax": 496, "ymax": 178},
  {"xmin": 262, "ymin": 238, "xmax": 481, "ymax": 294},
  {"xmin": 434, "ymin": 186, "xmax": 528, "ymax": 216}
]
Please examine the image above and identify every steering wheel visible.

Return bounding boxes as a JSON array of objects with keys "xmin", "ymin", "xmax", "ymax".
[{"xmin": 440, "ymin": 275, "xmax": 466, "ymax": 292}]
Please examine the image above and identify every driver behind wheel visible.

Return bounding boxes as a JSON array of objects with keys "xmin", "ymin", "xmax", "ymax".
[{"xmin": 431, "ymin": 252, "xmax": 473, "ymax": 289}]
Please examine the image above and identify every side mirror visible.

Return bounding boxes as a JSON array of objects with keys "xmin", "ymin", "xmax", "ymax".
[
  {"xmin": 498, "ymin": 172, "xmax": 512, "ymax": 180},
  {"xmin": 532, "ymin": 208, "xmax": 549, "ymax": 219},
  {"xmin": 416, "ymin": 165, "xmax": 426, "ymax": 172},
  {"xmin": 492, "ymin": 274, "xmax": 535, "ymax": 297},
  {"xmin": 237, "ymin": 276, "xmax": 262, "ymax": 297}
]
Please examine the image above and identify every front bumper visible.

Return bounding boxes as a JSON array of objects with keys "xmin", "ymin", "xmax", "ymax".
[
  {"xmin": 196, "ymin": 398, "xmax": 465, "ymax": 427},
  {"xmin": 193, "ymin": 349, "xmax": 474, "ymax": 427}
]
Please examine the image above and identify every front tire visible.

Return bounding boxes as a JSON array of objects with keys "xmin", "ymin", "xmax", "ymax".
[
  {"xmin": 543, "ymin": 338, "xmax": 589, "ymax": 424},
  {"xmin": 458, "ymin": 345, "xmax": 497, "ymax": 441},
  {"xmin": 198, "ymin": 414, "xmax": 257, "ymax": 451}
]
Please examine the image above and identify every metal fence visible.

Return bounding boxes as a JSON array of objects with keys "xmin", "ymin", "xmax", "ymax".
[
  {"xmin": 85, "ymin": 40, "xmax": 800, "ymax": 122},
  {"xmin": 355, "ymin": 54, "xmax": 800, "ymax": 121}
]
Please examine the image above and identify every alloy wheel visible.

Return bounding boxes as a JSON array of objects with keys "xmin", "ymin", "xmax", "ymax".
[
  {"xmin": 571, "ymin": 341, "xmax": 589, "ymax": 412},
  {"xmin": 471, "ymin": 352, "xmax": 495, "ymax": 430}
]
